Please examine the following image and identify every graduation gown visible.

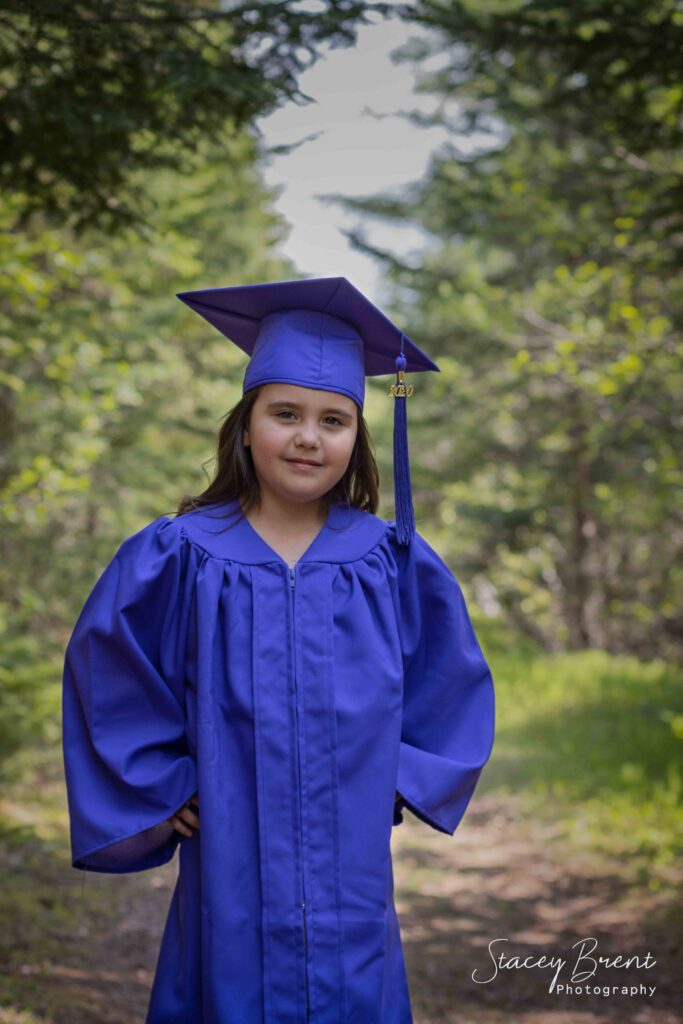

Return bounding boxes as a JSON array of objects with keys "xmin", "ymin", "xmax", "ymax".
[{"xmin": 61, "ymin": 498, "xmax": 495, "ymax": 1023}]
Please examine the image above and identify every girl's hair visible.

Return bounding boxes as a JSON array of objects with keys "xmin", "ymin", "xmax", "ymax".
[{"xmin": 174, "ymin": 385, "xmax": 380, "ymax": 520}]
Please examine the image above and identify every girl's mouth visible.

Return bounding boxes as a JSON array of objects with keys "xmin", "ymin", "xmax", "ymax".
[{"xmin": 285, "ymin": 458, "xmax": 322, "ymax": 469}]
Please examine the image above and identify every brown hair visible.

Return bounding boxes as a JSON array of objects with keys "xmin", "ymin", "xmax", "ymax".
[{"xmin": 173, "ymin": 386, "xmax": 380, "ymax": 522}]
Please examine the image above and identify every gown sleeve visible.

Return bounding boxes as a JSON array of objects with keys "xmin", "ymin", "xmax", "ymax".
[
  {"xmin": 61, "ymin": 516, "xmax": 198, "ymax": 873},
  {"xmin": 392, "ymin": 530, "xmax": 495, "ymax": 835}
]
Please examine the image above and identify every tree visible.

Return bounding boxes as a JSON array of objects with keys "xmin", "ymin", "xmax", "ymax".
[
  {"xmin": 331, "ymin": 0, "xmax": 683, "ymax": 658},
  {"xmin": 0, "ymin": 0, "xmax": 391, "ymax": 230},
  {"xmin": 0, "ymin": 131, "xmax": 297, "ymax": 763}
]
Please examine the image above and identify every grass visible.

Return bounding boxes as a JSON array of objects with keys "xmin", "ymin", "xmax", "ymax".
[
  {"xmin": 474, "ymin": 621, "xmax": 683, "ymax": 893},
  {"xmin": 0, "ymin": 737, "xmax": 110, "ymax": 1021}
]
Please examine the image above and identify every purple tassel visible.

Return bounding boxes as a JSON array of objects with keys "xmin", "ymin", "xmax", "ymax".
[{"xmin": 393, "ymin": 349, "xmax": 416, "ymax": 545}]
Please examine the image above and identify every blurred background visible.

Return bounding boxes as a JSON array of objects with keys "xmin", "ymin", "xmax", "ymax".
[{"xmin": 0, "ymin": 1, "xmax": 681, "ymax": 1022}]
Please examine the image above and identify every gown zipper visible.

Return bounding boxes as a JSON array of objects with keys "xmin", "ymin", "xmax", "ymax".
[{"xmin": 290, "ymin": 564, "xmax": 311, "ymax": 1021}]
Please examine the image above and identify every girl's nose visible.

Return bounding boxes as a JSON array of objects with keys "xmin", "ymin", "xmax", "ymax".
[{"xmin": 294, "ymin": 427, "xmax": 321, "ymax": 446}]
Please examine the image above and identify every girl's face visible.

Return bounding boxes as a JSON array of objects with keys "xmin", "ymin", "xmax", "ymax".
[{"xmin": 243, "ymin": 383, "xmax": 358, "ymax": 507}]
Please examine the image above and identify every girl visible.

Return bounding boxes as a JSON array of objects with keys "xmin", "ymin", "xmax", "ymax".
[{"xmin": 62, "ymin": 275, "xmax": 495, "ymax": 1024}]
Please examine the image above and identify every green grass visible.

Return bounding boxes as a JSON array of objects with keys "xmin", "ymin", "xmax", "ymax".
[
  {"xmin": 0, "ymin": 736, "xmax": 133, "ymax": 1022},
  {"xmin": 475, "ymin": 622, "xmax": 683, "ymax": 892}
]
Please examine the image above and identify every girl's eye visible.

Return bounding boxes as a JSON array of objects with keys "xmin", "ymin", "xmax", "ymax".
[{"xmin": 275, "ymin": 411, "xmax": 343, "ymax": 427}]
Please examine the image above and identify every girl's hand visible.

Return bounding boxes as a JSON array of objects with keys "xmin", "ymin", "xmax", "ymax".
[{"xmin": 168, "ymin": 792, "xmax": 200, "ymax": 837}]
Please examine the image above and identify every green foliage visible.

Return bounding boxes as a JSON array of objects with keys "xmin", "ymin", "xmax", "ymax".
[
  {"xmin": 0, "ymin": 0, "xmax": 390, "ymax": 231},
  {"xmin": 340, "ymin": 0, "xmax": 683, "ymax": 659},
  {"xmin": 0, "ymin": 130, "xmax": 296, "ymax": 775},
  {"xmin": 0, "ymin": 636, "xmax": 61, "ymax": 767}
]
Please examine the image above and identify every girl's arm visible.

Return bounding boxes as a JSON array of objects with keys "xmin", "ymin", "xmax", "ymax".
[
  {"xmin": 62, "ymin": 517, "xmax": 198, "ymax": 873},
  {"xmin": 393, "ymin": 532, "xmax": 495, "ymax": 835}
]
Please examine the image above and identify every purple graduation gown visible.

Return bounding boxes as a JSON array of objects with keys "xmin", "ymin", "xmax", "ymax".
[{"xmin": 61, "ymin": 499, "xmax": 495, "ymax": 1023}]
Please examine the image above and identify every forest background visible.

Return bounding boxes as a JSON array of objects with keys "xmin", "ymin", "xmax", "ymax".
[{"xmin": 1, "ymin": 2, "xmax": 681, "ymax": 1021}]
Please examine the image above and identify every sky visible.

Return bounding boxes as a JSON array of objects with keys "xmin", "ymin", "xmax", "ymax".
[{"xmin": 255, "ymin": 10, "xmax": 451, "ymax": 304}]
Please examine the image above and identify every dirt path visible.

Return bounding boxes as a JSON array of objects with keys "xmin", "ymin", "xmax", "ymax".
[
  {"xmin": 3, "ymin": 792, "xmax": 680, "ymax": 1023},
  {"xmin": 395, "ymin": 793, "xmax": 681, "ymax": 1024}
]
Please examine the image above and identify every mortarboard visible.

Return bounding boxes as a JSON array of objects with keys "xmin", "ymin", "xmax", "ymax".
[{"xmin": 176, "ymin": 276, "xmax": 440, "ymax": 544}]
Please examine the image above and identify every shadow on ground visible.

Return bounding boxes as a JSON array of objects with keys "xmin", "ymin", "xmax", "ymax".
[{"xmin": 393, "ymin": 795, "xmax": 682, "ymax": 1024}]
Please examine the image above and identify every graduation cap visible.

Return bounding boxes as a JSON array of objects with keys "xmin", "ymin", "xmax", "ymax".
[{"xmin": 176, "ymin": 276, "xmax": 440, "ymax": 544}]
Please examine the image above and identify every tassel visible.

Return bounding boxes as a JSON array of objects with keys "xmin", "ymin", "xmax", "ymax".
[{"xmin": 391, "ymin": 346, "xmax": 416, "ymax": 545}]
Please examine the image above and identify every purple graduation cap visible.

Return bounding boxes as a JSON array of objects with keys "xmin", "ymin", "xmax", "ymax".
[{"xmin": 176, "ymin": 275, "xmax": 440, "ymax": 543}]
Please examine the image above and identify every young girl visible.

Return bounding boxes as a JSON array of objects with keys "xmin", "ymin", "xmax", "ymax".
[{"xmin": 62, "ymin": 276, "xmax": 495, "ymax": 1024}]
